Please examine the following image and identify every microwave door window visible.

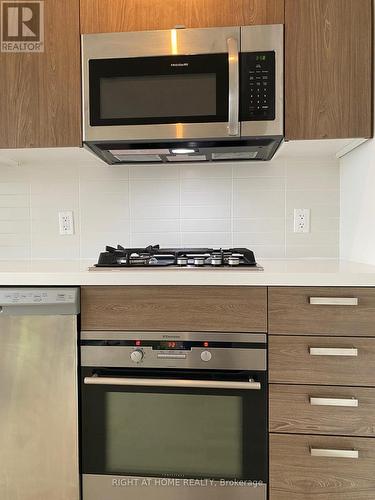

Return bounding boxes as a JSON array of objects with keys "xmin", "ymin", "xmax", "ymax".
[
  {"xmin": 88, "ymin": 54, "xmax": 229, "ymax": 126},
  {"xmin": 105, "ymin": 392, "xmax": 242, "ymax": 478},
  {"xmin": 100, "ymin": 74, "xmax": 217, "ymax": 120}
]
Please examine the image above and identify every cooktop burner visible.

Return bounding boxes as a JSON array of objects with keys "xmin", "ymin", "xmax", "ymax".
[{"xmin": 92, "ymin": 245, "xmax": 263, "ymax": 269}]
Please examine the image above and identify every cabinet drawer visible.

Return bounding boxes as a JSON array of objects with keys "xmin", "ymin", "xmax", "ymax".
[
  {"xmin": 269, "ymin": 335, "xmax": 375, "ymax": 386},
  {"xmin": 270, "ymin": 433, "xmax": 375, "ymax": 500},
  {"xmin": 269, "ymin": 384, "xmax": 375, "ymax": 437},
  {"xmin": 81, "ymin": 286, "xmax": 267, "ymax": 332},
  {"xmin": 269, "ymin": 287, "xmax": 375, "ymax": 336}
]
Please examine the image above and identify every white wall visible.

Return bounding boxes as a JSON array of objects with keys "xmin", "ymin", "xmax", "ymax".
[
  {"xmin": 0, "ymin": 157, "xmax": 339, "ymax": 260},
  {"xmin": 340, "ymin": 140, "xmax": 375, "ymax": 264}
]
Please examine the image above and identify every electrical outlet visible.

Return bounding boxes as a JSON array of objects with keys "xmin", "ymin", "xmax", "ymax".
[
  {"xmin": 294, "ymin": 208, "xmax": 310, "ymax": 233},
  {"xmin": 58, "ymin": 211, "xmax": 74, "ymax": 235}
]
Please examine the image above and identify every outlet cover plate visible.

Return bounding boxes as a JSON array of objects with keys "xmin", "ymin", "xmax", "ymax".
[
  {"xmin": 294, "ymin": 208, "xmax": 310, "ymax": 233},
  {"xmin": 58, "ymin": 211, "xmax": 74, "ymax": 235}
]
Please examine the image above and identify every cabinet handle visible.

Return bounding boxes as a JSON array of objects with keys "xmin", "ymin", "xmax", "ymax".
[
  {"xmin": 309, "ymin": 347, "xmax": 358, "ymax": 357},
  {"xmin": 310, "ymin": 448, "xmax": 359, "ymax": 459},
  {"xmin": 309, "ymin": 397, "xmax": 359, "ymax": 407},
  {"xmin": 309, "ymin": 297, "xmax": 358, "ymax": 306}
]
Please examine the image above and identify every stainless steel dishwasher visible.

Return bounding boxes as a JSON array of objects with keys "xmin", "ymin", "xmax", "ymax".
[{"xmin": 0, "ymin": 288, "xmax": 80, "ymax": 500}]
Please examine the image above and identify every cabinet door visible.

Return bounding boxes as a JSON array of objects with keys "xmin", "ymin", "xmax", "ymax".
[
  {"xmin": 269, "ymin": 335, "xmax": 375, "ymax": 387},
  {"xmin": 0, "ymin": 0, "xmax": 81, "ymax": 148},
  {"xmin": 270, "ymin": 433, "xmax": 375, "ymax": 500},
  {"xmin": 81, "ymin": 285, "xmax": 267, "ymax": 332},
  {"xmin": 269, "ymin": 384, "xmax": 375, "ymax": 437},
  {"xmin": 268, "ymin": 287, "xmax": 375, "ymax": 336},
  {"xmin": 80, "ymin": 0, "xmax": 284, "ymax": 33},
  {"xmin": 285, "ymin": 0, "xmax": 372, "ymax": 140}
]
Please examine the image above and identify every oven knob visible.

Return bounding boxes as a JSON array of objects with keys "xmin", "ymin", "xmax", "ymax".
[
  {"xmin": 201, "ymin": 350, "xmax": 212, "ymax": 362},
  {"xmin": 130, "ymin": 349, "xmax": 144, "ymax": 363}
]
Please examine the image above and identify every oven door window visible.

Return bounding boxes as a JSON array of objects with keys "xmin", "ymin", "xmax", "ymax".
[
  {"xmin": 88, "ymin": 54, "xmax": 228, "ymax": 126},
  {"xmin": 81, "ymin": 371, "xmax": 267, "ymax": 482}
]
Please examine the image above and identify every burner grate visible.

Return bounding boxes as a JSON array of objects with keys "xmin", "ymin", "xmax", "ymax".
[{"xmin": 94, "ymin": 244, "xmax": 259, "ymax": 269}]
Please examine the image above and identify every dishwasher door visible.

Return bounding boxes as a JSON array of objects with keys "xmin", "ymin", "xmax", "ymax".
[{"xmin": 0, "ymin": 288, "xmax": 80, "ymax": 500}]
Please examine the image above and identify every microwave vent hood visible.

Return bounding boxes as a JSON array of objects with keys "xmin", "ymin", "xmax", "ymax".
[
  {"xmin": 85, "ymin": 137, "xmax": 282, "ymax": 165},
  {"xmin": 82, "ymin": 24, "xmax": 284, "ymax": 164}
]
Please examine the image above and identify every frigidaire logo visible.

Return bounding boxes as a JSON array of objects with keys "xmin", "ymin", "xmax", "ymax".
[
  {"xmin": 170, "ymin": 63, "xmax": 189, "ymax": 67},
  {"xmin": 1, "ymin": 0, "xmax": 44, "ymax": 52}
]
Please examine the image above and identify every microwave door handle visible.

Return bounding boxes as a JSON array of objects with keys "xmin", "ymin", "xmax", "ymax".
[
  {"xmin": 227, "ymin": 37, "xmax": 240, "ymax": 136},
  {"xmin": 84, "ymin": 376, "xmax": 261, "ymax": 390}
]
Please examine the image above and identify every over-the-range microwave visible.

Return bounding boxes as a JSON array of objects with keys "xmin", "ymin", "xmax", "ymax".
[{"xmin": 82, "ymin": 24, "xmax": 283, "ymax": 164}]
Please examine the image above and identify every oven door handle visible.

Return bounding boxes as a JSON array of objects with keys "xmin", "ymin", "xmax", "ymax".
[
  {"xmin": 227, "ymin": 36, "xmax": 240, "ymax": 136},
  {"xmin": 84, "ymin": 376, "xmax": 261, "ymax": 390}
]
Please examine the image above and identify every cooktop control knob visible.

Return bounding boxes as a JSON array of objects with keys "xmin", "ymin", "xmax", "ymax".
[
  {"xmin": 201, "ymin": 350, "xmax": 212, "ymax": 362},
  {"xmin": 130, "ymin": 349, "xmax": 144, "ymax": 363}
]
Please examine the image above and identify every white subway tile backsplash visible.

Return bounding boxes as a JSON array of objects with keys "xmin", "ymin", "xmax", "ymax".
[
  {"xmin": 0, "ymin": 220, "xmax": 30, "ymax": 233},
  {"xmin": 132, "ymin": 204, "xmax": 180, "ymax": 219},
  {"xmin": 181, "ymin": 232, "xmax": 232, "ymax": 247},
  {"xmin": 233, "ymin": 231, "xmax": 285, "ymax": 246},
  {"xmin": 0, "ymin": 182, "xmax": 29, "ymax": 194},
  {"xmin": 131, "ymin": 219, "xmax": 180, "ymax": 233},
  {"xmin": 233, "ymin": 217, "xmax": 285, "ymax": 233},
  {"xmin": 0, "ymin": 157, "xmax": 341, "ymax": 260},
  {"xmin": 285, "ymin": 190, "xmax": 340, "ymax": 218},
  {"xmin": 0, "ymin": 246, "xmax": 30, "ymax": 259},
  {"xmin": 286, "ymin": 229, "xmax": 339, "ymax": 247},
  {"xmin": 129, "ymin": 165, "xmax": 179, "ymax": 179},
  {"xmin": 181, "ymin": 219, "xmax": 231, "ymax": 232},
  {"xmin": 234, "ymin": 189, "xmax": 285, "ymax": 218},
  {"xmin": 181, "ymin": 205, "xmax": 231, "ymax": 219},
  {"xmin": 286, "ymin": 160, "xmax": 339, "ymax": 186},
  {"xmin": 0, "ymin": 194, "xmax": 29, "ymax": 207},
  {"xmin": 0, "ymin": 207, "xmax": 30, "ymax": 220},
  {"xmin": 248, "ymin": 244, "xmax": 286, "ymax": 259},
  {"xmin": 131, "ymin": 179, "xmax": 180, "ymax": 208},
  {"xmin": 233, "ymin": 160, "xmax": 286, "ymax": 178},
  {"xmin": 131, "ymin": 232, "xmax": 180, "ymax": 247},
  {"xmin": 181, "ymin": 178, "xmax": 232, "ymax": 207},
  {"xmin": 286, "ymin": 245, "xmax": 339, "ymax": 259},
  {"xmin": 79, "ymin": 164, "xmax": 129, "ymax": 181},
  {"xmin": 180, "ymin": 164, "xmax": 232, "ymax": 179}
]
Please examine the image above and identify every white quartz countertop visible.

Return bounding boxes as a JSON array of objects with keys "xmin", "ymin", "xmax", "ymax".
[{"xmin": 0, "ymin": 259, "xmax": 375, "ymax": 286}]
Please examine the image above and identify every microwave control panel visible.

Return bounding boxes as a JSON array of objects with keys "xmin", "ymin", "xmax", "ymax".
[{"xmin": 240, "ymin": 51, "xmax": 276, "ymax": 122}]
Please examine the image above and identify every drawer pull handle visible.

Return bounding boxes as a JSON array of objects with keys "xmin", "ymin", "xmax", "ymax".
[
  {"xmin": 309, "ymin": 347, "xmax": 358, "ymax": 357},
  {"xmin": 310, "ymin": 448, "xmax": 359, "ymax": 459},
  {"xmin": 309, "ymin": 297, "xmax": 358, "ymax": 306},
  {"xmin": 309, "ymin": 397, "xmax": 359, "ymax": 407}
]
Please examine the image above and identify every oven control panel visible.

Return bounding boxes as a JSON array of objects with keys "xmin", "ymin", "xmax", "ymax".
[
  {"xmin": 130, "ymin": 349, "xmax": 212, "ymax": 363},
  {"xmin": 130, "ymin": 348, "xmax": 214, "ymax": 363},
  {"xmin": 81, "ymin": 334, "xmax": 267, "ymax": 371},
  {"xmin": 129, "ymin": 341, "xmax": 213, "ymax": 364},
  {"xmin": 240, "ymin": 51, "xmax": 275, "ymax": 122}
]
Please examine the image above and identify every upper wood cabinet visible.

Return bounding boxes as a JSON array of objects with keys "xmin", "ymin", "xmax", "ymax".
[
  {"xmin": 285, "ymin": 0, "xmax": 373, "ymax": 140},
  {"xmin": 0, "ymin": 0, "xmax": 81, "ymax": 148},
  {"xmin": 80, "ymin": 0, "xmax": 284, "ymax": 33}
]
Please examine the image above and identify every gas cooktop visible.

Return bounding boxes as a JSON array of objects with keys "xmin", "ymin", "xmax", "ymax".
[{"xmin": 91, "ymin": 245, "xmax": 263, "ymax": 270}]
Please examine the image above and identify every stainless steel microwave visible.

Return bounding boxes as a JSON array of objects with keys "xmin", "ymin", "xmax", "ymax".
[{"xmin": 82, "ymin": 25, "xmax": 283, "ymax": 164}]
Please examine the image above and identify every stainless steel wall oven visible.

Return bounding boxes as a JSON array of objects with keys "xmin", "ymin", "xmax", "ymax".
[{"xmin": 80, "ymin": 331, "xmax": 268, "ymax": 500}]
